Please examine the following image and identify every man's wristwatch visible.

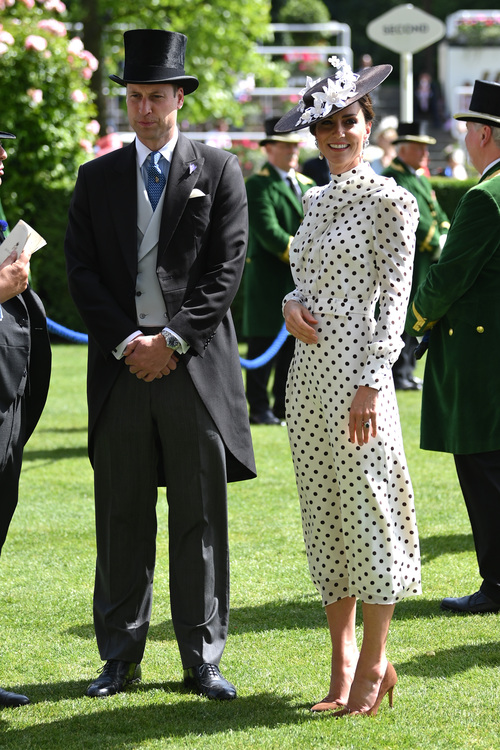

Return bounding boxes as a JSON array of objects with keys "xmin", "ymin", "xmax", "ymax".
[{"xmin": 161, "ymin": 330, "xmax": 182, "ymax": 351}]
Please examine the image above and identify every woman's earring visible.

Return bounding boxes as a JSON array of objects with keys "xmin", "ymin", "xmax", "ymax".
[
  {"xmin": 363, "ymin": 137, "xmax": 370, "ymax": 150},
  {"xmin": 315, "ymin": 139, "xmax": 324, "ymax": 160}
]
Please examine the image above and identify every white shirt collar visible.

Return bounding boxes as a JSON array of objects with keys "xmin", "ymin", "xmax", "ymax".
[
  {"xmin": 482, "ymin": 157, "xmax": 500, "ymax": 177},
  {"xmin": 271, "ymin": 164, "xmax": 296, "ymax": 181},
  {"xmin": 135, "ymin": 127, "xmax": 179, "ymax": 168}
]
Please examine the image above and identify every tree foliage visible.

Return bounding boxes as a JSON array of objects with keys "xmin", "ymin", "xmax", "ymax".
[{"xmin": 65, "ymin": 0, "xmax": 287, "ymax": 128}]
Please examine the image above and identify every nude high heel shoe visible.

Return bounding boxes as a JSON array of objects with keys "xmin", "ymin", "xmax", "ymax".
[
  {"xmin": 311, "ymin": 698, "xmax": 345, "ymax": 712},
  {"xmin": 366, "ymin": 662, "xmax": 397, "ymax": 716},
  {"xmin": 332, "ymin": 663, "xmax": 397, "ymax": 718}
]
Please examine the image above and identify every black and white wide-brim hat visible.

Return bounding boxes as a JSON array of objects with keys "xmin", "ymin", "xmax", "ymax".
[
  {"xmin": 0, "ymin": 131, "xmax": 15, "ymax": 139},
  {"xmin": 274, "ymin": 58, "xmax": 392, "ymax": 134},
  {"xmin": 454, "ymin": 79, "xmax": 500, "ymax": 127}
]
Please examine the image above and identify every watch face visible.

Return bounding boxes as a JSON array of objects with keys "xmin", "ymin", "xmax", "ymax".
[{"xmin": 165, "ymin": 334, "xmax": 179, "ymax": 349}]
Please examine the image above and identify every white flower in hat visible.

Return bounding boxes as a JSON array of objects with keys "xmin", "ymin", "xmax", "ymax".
[{"xmin": 297, "ymin": 56, "xmax": 359, "ymax": 127}]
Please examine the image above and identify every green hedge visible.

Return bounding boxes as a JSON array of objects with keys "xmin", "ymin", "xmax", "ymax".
[{"xmin": 430, "ymin": 176, "xmax": 476, "ymax": 221}]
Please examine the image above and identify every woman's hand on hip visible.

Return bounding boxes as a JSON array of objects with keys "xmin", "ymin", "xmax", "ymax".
[
  {"xmin": 284, "ymin": 300, "xmax": 318, "ymax": 345},
  {"xmin": 349, "ymin": 385, "xmax": 378, "ymax": 445}
]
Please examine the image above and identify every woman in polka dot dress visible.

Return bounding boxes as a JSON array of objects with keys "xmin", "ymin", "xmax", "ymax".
[{"xmin": 274, "ymin": 62, "xmax": 421, "ymax": 717}]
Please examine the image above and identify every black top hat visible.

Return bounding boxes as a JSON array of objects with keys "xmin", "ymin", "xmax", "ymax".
[
  {"xmin": 0, "ymin": 131, "xmax": 15, "ymax": 139},
  {"xmin": 392, "ymin": 122, "xmax": 436, "ymax": 145},
  {"xmin": 259, "ymin": 117, "xmax": 304, "ymax": 145},
  {"xmin": 274, "ymin": 62, "xmax": 392, "ymax": 134},
  {"xmin": 455, "ymin": 79, "xmax": 500, "ymax": 127},
  {"xmin": 109, "ymin": 29, "xmax": 199, "ymax": 95}
]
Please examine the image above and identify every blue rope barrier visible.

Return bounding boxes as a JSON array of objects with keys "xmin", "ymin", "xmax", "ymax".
[
  {"xmin": 46, "ymin": 318, "xmax": 289, "ymax": 368},
  {"xmin": 47, "ymin": 317, "xmax": 88, "ymax": 343},
  {"xmin": 240, "ymin": 322, "xmax": 289, "ymax": 369}
]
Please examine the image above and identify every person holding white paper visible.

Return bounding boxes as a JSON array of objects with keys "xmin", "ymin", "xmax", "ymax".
[{"xmin": 0, "ymin": 130, "xmax": 51, "ymax": 708}]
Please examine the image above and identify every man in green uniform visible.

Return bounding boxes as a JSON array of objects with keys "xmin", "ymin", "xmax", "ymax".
[
  {"xmin": 384, "ymin": 122, "xmax": 450, "ymax": 390},
  {"xmin": 406, "ymin": 80, "xmax": 500, "ymax": 614},
  {"xmin": 242, "ymin": 118, "xmax": 314, "ymax": 424}
]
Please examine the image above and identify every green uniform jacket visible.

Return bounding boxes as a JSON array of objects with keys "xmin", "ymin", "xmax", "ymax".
[
  {"xmin": 406, "ymin": 163, "xmax": 500, "ymax": 454},
  {"xmin": 383, "ymin": 157, "xmax": 450, "ymax": 298},
  {"xmin": 242, "ymin": 163, "xmax": 314, "ymax": 337}
]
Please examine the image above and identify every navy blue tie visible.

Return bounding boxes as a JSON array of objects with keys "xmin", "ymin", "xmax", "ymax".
[{"xmin": 147, "ymin": 151, "xmax": 166, "ymax": 211}]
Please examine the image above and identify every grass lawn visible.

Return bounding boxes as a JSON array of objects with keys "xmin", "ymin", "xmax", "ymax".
[{"xmin": 0, "ymin": 344, "xmax": 498, "ymax": 749}]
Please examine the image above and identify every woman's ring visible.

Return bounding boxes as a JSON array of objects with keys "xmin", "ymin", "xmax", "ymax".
[{"xmin": 364, "ymin": 421, "xmax": 370, "ymax": 429}]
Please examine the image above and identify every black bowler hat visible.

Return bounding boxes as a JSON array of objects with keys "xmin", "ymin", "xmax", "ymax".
[
  {"xmin": 259, "ymin": 117, "xmax": 304, "ymax": 145},
  {"xmin": 455, "ymin": 79, "xmax": 500, "ymax": 127},
  {"xmin": 274, "ymin": 60, "xmax": 392, "ymax": 134},
  {"xmin": 0, "ymin": 131, "xmax": 15, "ymax": 139},
  {"xmin": 392, "ymin": 122, "xmax": 436, "ymax": 145},
  {"xmin": 109, "ymin": 29, "xmax": 199, "ymax": 95}
]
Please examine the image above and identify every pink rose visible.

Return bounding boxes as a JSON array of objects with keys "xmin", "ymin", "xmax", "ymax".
[
  {"xmin": 0, "ymin": 30, "xmax": 14, "ymax": 45},
  {"xmin": 71, "ymin": 89, "xmax": 87, "ymax": 103},
  {"xmin": 37, "ymin": 19, "xmax": 67, "ymax": 37},
  {"xmin": 86, "ymin": 119, "xmax": 100, "ymax": 135},
  {"xmin": 25, "ymin": 35, "xmax": 48, "ymax": 52},
  {"xmin": 67, "ymin": 37, "xmax": 84, "ymax": 55},
  {"xmin": 27, "ymin": 88, "xmax": 43, "ymax": 104},
  {"xmin": 79, "ymin": 138, "xmax": 93, "ymax": 154},
  {"xmin": 43, "ymin": 0, "xmax": 66, "ymax": 12}
]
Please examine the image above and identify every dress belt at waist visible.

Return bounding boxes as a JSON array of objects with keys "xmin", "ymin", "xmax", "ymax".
[{"xmin": 309, "ymin": 296, "xmax": 373, "ymax": 316}]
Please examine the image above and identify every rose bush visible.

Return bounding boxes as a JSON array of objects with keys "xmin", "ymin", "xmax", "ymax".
[{"xmin": 0, "ymin": 0, "xmax": 98, "ymax": 330}]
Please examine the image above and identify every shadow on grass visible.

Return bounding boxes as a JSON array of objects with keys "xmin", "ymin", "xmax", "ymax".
[
  {"xmin": 397, "ymin": 640, "xmax": 500, "ymax": 677},
  {"xmin": 3, "ymin": 687, "xmax": 307, "ymax": 748},
  {"xmin": 22, "ymin": 446, "xmax": 88, "ymax": 462},
  {"xmin": 67, "ymin": 593, "xmax": 451, "ymax": 648},
  {"xmin": 419, "ymin": 533, "xmax": 475, "ymax": 563}
]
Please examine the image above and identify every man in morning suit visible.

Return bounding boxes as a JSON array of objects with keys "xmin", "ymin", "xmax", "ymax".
[
  {"xmin": 0, "ymin": 130, "xmax": 51, "ymax": 707},
  {"xmin": 64, "ymin": 29, "xmax": 256, "ymax": 699},
  {"xmin": 243, "ymin": 119, "xmax": 314, "ymax": 424},
  {"xmin": 406, "ymin": 80, "xmax": 500, "ymax": 614},
  {"xmin": 383, "ymin": 122, "xmax": 450, "ymax": 390}
]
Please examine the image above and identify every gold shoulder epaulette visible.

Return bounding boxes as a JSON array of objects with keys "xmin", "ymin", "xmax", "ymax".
[{"xmin": 297, "ymin": 173, "xmax": 314, "ymax": 185}]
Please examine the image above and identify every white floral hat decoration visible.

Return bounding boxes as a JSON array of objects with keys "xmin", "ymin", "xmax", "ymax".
[{"xmin": 274, "ymin": 57, "xmax": 393, "ymax": 134}]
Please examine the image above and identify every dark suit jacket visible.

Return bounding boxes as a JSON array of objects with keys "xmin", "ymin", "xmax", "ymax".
[
  {"xmin": 0, "ymin": 287, "xmax": 51, "ymax": 443},
  {"xmin": 65, "ymin": 133, "xmax": 256, "ymax": 482}
]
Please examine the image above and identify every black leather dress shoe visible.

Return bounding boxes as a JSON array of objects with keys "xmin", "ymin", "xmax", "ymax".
[
  {"xmin": 249, "ymin": 410, "xmax": 281, "ymax": 425},
  {"xmin": 86, "ymin": 660, "xmax": 141, "ymax": 697},
  {"xmin": 183, "ymin": 663, "xmax": 237, "ymax": 700},
  {"xmin": 0, "ymin": 687, "xmax": 29, "ymax": 708},
  {"xmin": 394, "ymin": 378, "xmax": 422, "ymax": 391},
  {"xmin": 440, "ymin": 591, "xmax": 500, "ymax": 614}
]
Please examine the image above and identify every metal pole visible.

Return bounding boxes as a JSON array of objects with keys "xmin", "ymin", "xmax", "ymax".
[{"xmin": 400, "ymin": 51, "xmax": 414, "ymax": 123}]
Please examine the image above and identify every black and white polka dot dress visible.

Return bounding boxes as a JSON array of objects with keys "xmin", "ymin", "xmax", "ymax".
[{"xmin": 284, "ymin": 162, "xmax": 422, "ymax": 606}]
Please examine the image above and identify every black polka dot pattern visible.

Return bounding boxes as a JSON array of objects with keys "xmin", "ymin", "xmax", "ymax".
[{"xmin": 284, "ymin": 163, "xmax": 421, "ymax": 606}]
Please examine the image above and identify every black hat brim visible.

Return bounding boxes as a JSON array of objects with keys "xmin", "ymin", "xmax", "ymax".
[
  {"xmin": 0, "ymin": 131, "xmax": 16, "ymax": 139},
  {"xmin": 274, "ymin": 64, "xmax": 392, "ymax": 134},
  {"xmin": 109, "ymin": 73, "xmax": 199, "ymax": 95},
  {"xmin": 454, "ymin": 111, "xmax": 500, "ymax": 127}
]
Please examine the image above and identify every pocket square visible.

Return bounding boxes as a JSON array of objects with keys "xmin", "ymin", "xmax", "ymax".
[{"xmin": 189, "ymin": 188, "xmax": 206, "ymax": 199}]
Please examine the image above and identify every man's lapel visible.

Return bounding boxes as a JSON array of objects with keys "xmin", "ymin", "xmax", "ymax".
[
  {"xmin": 108, "ymin": 142, "xmax": 139, "ymax": 279},
  {"xmin": 159, "ymin": 133, "xmax": 205, "ymax": 251}
]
